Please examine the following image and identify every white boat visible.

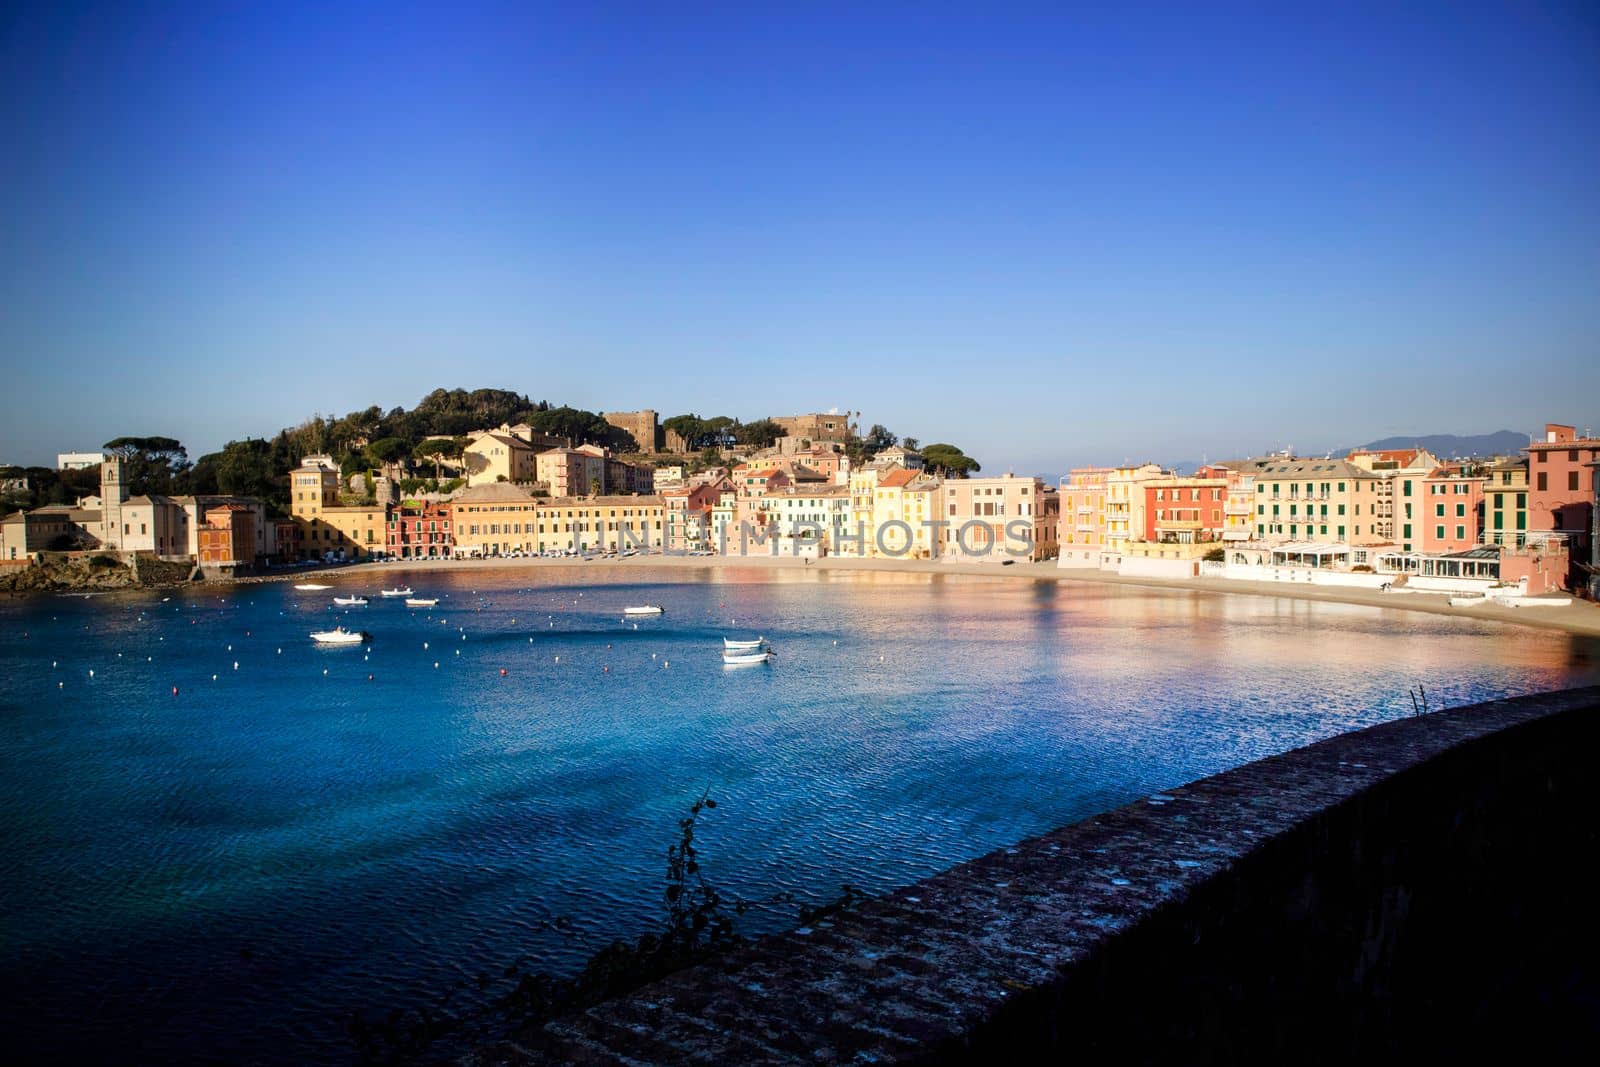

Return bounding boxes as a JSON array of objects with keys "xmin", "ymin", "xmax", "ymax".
[
  {"xmin": 722, "ymin": 649, "xmax": 773, "ymax": 666},
  {"xmin": 723, "ymin": 637, "xmax": 766, "ymax": 650},
  {"xmin": 1449, "ymin": 595, "xmax": 1487, "ymax": 607},
  {"xmin": 405, "ymin": 597, "xmax": 439, "ymax": 608},
  {"xmin": 295, "ymin": 583, "xmax": 331, "ymax": 591},
  {"xmin": 380, "ymin": 587, "xmax": 413, "ymax": 598},
  {"xmin": 623, "ymin": 605, "xmax": 664, "ymax": 616},
  {"xmin": 333, "ymin": 595, "xmax": 369, "ymax": 606},
  {"xmin": 310, "ymin": 626, "xmax": 369, "ymax": 645}
]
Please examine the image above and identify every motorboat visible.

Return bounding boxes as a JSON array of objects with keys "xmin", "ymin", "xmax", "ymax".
[
  {"xmin": 333, "ymin": 595, "xmax": 369, "ymax": 606},
  {"xmin": 723, "ymin": 637, "xmax": 766, "ymax": 650},
  {"xmin": 405, "ymin": 597, "xmax": 439, "ymax": 608},
  {"xmin": 295, "ymin": 583, "xmax": 331, "ymax": 591},
  {"xmin": 623, "ymin": 605, "xmax": 664, "ymax": 616},
  {"xmin": 722, "ymin": 649, "xmax": 773, "ymax": 666},
  {"xmin": 310, "ymin": 626, "xmax": 369, "ymax": 645},
  {"xmin": 380, "ymin": 587, "xmax": 413, "ymax": 598}
]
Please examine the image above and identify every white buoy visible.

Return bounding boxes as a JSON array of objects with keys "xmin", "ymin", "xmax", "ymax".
[
  {"xmin": 59, "ymin": 682, "xmax": 63, "ymax": 688},
  {"xmin": 323, "ymin": 668, "xmax": 328, "ymax": 676},
  {"xmin": 433, "ymin": 661, "xmax": 439, "ymax": 668},
  {"xmin": 555, "ymin": 655, "xmax": 560, "ymax": 662},
  {"xmin": 212, "ymin": 674, "xmax": 218, "ymax": 681},
  {"xmin": 88, "ymin": 669, "xmax": 94, "ymax": 678},
  {"xmin": 455, "ymin": 649, "xmax": 460, "ymax": 656},
  {"xmin": 233, "ymin": 661, "xmax": 238, "ymax": 670},
  {"xmin": 277, "ymin": 648, "xmax": 282, "ymax": 654},
  {"xmin": 424, "ymin": 642, "xmax": 429, "ymax": 649}
]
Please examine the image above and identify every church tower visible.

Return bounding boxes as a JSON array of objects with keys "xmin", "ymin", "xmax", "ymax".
[{"xmin": 101, "ymin": 456, "xmax": 127, "ymax": 550}]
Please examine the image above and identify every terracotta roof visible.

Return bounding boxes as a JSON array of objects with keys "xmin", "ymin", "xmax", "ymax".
[{"xmin": 880, "ymin": 469, "xmax": 920, "ymax": 488}]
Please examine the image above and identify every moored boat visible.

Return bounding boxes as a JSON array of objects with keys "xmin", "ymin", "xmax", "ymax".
[
  {"xmin": 723, "ymin": 636, "xmax": 766, "ymax": 650},
  {"xmin": 1448, "ymin": 595, "xmax": 1486, "ymax": 607},
  {"xmin": 333, "ymin": 595, "xmax": 369, "ymax": 606},
  {"xmin": 310, "ymin": 626, "xmax": 369, "ymax": 645},
  {"xmin": 722, "ymin": 649, "xmax": 773, "ymax": 666},
  {"xmin": 380, "ymin": 587, "xmax": 413, "ymax": 598},
  {"xmin": 295, "ymin": 583, "xmax": 330, "ymax": 591},
  {"xmin": 623, "ymin": 605, "xmax": 664, "ymax": 616},
  {"xmin": 405, "ymin": 597, "xmax": 439, "ymax": 608}
]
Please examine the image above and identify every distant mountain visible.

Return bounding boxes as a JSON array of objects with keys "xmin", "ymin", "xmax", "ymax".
[{"xmin": 1351, "ymin": 430, "xmax": 1530, "ymax": 459}]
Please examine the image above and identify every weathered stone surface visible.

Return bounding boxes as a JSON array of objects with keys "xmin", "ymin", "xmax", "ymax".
[{"xmin": 473, "ymin": 686, "xmax": 1600, "ymax": 1064}]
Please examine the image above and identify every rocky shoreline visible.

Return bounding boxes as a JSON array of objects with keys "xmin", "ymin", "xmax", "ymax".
[{"xmin": 0, "ymin": 553, "xmax": 195, "ymax": 595}]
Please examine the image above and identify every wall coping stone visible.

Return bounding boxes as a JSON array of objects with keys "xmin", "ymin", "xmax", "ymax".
[{"xmin": 478, "ymin": 685, "xmax": 1600, "ymax": 1065}]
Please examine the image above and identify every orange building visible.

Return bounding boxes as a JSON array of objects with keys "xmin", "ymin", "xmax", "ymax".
[{"xmin": 198, "ymin": 504, "xmax": 256, "ymax": 566}]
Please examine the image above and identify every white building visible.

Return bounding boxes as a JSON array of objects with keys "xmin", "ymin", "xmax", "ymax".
[{"xmin": 58, "ymin": 451, "xmax": 106, "ymax": 470}]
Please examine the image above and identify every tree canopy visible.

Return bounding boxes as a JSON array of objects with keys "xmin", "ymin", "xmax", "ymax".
[
  {"xmin": 920, "ymin": 443, "xmax": 981, "ymax": 478},
  {"xmin": 103, "ymin": 436, "xmax": 191, "ymax": 496}
]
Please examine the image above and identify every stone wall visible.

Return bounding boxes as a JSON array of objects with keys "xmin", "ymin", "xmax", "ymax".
[{"xmin": 483, "ymin": 687, "xmax": 1600, "ymax": 1064}]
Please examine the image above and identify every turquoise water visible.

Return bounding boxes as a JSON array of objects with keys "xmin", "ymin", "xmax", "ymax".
[{"xmin": 2, "ymin": 566, "xmax": 1596, "ymax": 1062}]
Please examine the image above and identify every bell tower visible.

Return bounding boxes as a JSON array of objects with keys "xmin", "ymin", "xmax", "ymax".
[{"xmin": 100, "ymin": 456, "xmax": 127, "ymax": 549}]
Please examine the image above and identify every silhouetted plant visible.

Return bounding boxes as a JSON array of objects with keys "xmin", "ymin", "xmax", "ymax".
[{"xmin": 348, "ymin": 791, "xmax": 862, "ymax": 1064}]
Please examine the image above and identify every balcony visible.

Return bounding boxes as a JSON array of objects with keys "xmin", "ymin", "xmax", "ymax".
[{"xmin": 1156, "ymin": 519, "xmax": 1204, "ymax": 531}]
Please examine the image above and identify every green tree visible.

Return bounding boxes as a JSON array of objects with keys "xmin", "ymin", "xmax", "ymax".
[
  {"xmin": 103, "ymin": 436, "xmax": 191, "ymax": 495},
  {"xmin": 413, "ymin": 437, "xmax": 459, "ymax": 479},
  {"xmin": 736, "ymin": 419, "xmax": 782, "ymax": 449},
  {"xmin": 921, "ymin": 443, "xmax": 981, "ymax": 478}
]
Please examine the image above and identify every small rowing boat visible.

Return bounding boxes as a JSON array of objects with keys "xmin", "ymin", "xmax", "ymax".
[
  {"xmin": 722, "ymin": 649, "xmax": 773, "ymax": 666},
  {"xmin": 295, "ymin": 583, "xmax": 330, "ymax": 591},
  {"xmin": 333, "ymin": 595, "xmax": 369, "ymax": 606},
  {"xmin": 723, "ymin": 636, "xmax": 766, "ymax": 650},
  {"xmin": 405, "ymin": 597, "xmax": 439, "ymax": 608},
  {"xmin": 380, "ymin": 587, "xmax": 413, "ymax": 598},
  {"xmin": 623, "ymin": 605, "xmax": 664, "ymax": 616},
  {"xmin": 310, "ymin": 626, "xmax": 369, "ymax": 645}
]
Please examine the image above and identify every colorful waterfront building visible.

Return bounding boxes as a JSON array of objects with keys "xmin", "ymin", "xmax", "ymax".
[
  {"xmin": 1250, "ymin": 458, "xmax": 1386, "ymax": 545},
  {"xmin": 1141, "ymin": 477, "xmax": 1230, "ymax": 546},
  {"xmin": 1101, "ymin": 464, "xmax": 1170, "ymax": 563},
  {"xmin": 662, "ymin": 479, "xmax": 727, "ymax": 552},
  {"xmin": 1058, "ymin": 466, "xmax": 1110, "ymax": 568},
  {"xmin": 1483, "ymin": 457, "xmax": 1529, "ymax": 546},
  {"xmin": 197, "ymin": 504, "xmax": 255, "ymax": 566},
  {"xmin": 866, "ymin": 469, "xmax": 942, "ymax": 559},
  {"xmin": 760, "ymin": 483, "xmax": 852, "ymax": 556},
  {"xmin": 941, "ymin": 474, "xmax": 1057, "ymax": 563},
  {"xmin": 1419, "ymin": 467, "xmax": 1485, "ymax": 555},
  {"xmin": 387, "ymin": 500, "xmax": 453, "ymax": 559},
  {"xmin": 1524, "ymin": 423, "xmax": 1600, "ymax": 589}
]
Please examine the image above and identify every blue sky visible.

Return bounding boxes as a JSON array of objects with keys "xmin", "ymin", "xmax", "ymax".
[{"xmin": 2, "ymin": 1, "xmax": 1596, "ymax": 474}]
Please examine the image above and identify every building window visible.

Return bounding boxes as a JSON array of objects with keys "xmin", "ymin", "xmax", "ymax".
[
  {"xmin": 1537, "ymin": 473, "xmax": 1548, "ymax": 491},
  {"xmin": 1569, "ymin": 471, "xmax": 1580, "ymax": 491}
]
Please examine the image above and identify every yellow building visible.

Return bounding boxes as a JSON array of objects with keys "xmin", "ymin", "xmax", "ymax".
[
  {"xmin": 449, "ymin": 482, "xmax": 665, "ymax": 556},
  {"xmin": 1484, "ymin": 457, "xmax": 1530, "ymax": 545},
  {"xmin": 868, "ymin": 469, "xmax": 942, "ymax": 559},
  {"xmin": 290, "ymin": 454, "xmax": 387, "ymax": 560},
  {"xmin": 463, "ymin": 431, "xmax": 538, "ymax": 487},
  {"xmin": 1058, "ymin": 466, "xmax": 1110, "ymax": 567},
  {"xmin": 1103, "ymin": 463, "xmax": 1169, "ymax": 558},
  {"xmin": 1251, "ymin": 458, "xmax": 1386, "ymax": 544}
]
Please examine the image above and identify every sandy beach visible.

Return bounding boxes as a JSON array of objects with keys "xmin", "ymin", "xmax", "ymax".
[{"xmin": 314, "ymin": 552, "xmax": 1600, "ymax": 640}]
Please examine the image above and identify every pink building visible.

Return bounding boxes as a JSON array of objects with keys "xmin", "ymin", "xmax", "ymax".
[
  {"xmin": 944, "ymin": 474, "xmax": 1057, "ymax": 562},
  {"xmin": 1418, "ymin": 467, "xmax": 1485, "ymax": 555},
  {"xmin": 1525, "ymin": 423, "xmax": 1600, "ymax": 589}
]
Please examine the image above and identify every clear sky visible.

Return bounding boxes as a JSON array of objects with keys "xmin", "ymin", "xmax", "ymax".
[{"xmin": 2, "ymin": 1, "xmax": 1596, "ymax": 474}]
